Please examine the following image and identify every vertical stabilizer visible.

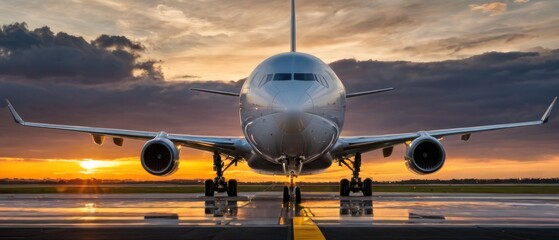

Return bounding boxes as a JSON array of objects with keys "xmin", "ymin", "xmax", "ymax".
[{"xmin": 290, "ymin": 0, "xmax": 296, "ymax": 52}]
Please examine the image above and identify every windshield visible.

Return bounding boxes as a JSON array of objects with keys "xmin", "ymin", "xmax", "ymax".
[
  {"xmin": 270, "ymin": 73, "xmax": 320, "ymax": 83},
  {"xmin": 273, "ymin": 73, "xmax": 292, "ymax": 81},
  {"xmin": 293, "ymin": 73, "xmax": 315, "ymax": 81}
]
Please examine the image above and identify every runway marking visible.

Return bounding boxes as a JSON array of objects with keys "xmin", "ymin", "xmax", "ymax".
[{"xmin": 292, "ymin": 216, "xmax": 326, "ymax": 240}]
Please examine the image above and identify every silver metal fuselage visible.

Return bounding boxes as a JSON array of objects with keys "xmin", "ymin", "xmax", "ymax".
[{"xmin": 240, "ymin": 52, "xmax": 346, "ymax": 175}]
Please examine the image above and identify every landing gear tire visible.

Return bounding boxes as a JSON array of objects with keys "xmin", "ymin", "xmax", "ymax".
[
  {"xmin": 283, "ymin": 186, "xmax": 290, "ymax": 203},
  {"xmin": 227, "ymin": 179, "xmax": 238, "ymax": 197},
  {"xmin": 363, "ymin": 178, "xmax": 372, "ymax": 196},
  {"xmin": 295, "ymin": 187, "xmax": 302, "ymax": 205},
  {"xmin": 205, "ymin": 179, "xmax": 215, "ymax": 197},
  {"xmin": 340, "ymin": 179, "xmax": 350, "ymax": 196}
]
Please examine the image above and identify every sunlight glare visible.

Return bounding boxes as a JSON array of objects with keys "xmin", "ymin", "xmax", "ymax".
[{"xmin": 79, "ymin": 159, "xmax": 119, "ymax": 174}]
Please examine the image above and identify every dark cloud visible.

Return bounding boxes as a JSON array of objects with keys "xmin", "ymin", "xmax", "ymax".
[
  {"xmin": 333, "ymin": 50, "xmax": 559, "ymax": 160},
  {"xmin": 0, "ymin": 22, "xmax": 162, "ymax": 84},
  {"xmin": 172, "ymin": 74, "xmax": 200, "ymax": 80},
  {"xmin": 92, "ymin": 34, "xmax": 144, "ymax": 51}
]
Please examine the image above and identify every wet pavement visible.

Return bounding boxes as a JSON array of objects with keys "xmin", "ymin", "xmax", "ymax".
[{"xmin": 0, "ymin": 192, "xmax": 558, "ymax": 239}]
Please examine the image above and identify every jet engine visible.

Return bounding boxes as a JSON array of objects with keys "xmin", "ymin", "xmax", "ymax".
[
  {"xmin": 404, "ymin": 135, "xmax": 445, "ymax": 174},
  {"xmin": 141, "ymin": 137, "xmax": 180, "ymax": 176}
]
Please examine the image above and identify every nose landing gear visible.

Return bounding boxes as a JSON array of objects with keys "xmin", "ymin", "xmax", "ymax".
[
  {"xmin": 338, "ymin": 152, "xmax": 373, "ymax": 196},
  {"xmin": 204, "ymin": 151, "xmax": 239, "ymax": 197},
  {"xmin": 282, "ymin": 175, "xmax": 302, "ymax": 204}
]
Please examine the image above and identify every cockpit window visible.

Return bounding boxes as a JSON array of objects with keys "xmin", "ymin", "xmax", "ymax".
[
  {"xmin": 259, "ymin": 74, "xmax": 273, "ymax": 87},
  {"xmin": 315, "ymin": 74, "xmax": 329, "ymax": 87},
  {"xmin": 293, "ymin": 73, "xmax": 316, "ymax": 81},
  {"xmin": 273, "ymin": 73, "xmax": 292, "ymax": 81}
]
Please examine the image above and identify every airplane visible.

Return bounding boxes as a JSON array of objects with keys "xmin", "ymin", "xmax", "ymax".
[{"xmin": 4, "ymin": 0, "xmax": 557, "ymax": 204}]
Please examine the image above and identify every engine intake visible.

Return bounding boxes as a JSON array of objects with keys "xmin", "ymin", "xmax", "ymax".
[
  {"xmin": 405, "ymin": 135, "xmax": 445, "ymax": 175},
  {"xmin": 141, "ymin": 137, "xmax": 180, "ymax": 176}
]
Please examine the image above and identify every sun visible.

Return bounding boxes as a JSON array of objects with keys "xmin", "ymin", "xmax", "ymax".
[
  {"xmin": 80, "ymin": 159, "xmax": 99, "ymax": 171},
  {"xmin": 79, "ymin": 159, "xmax": 119, "ymax": 174}
]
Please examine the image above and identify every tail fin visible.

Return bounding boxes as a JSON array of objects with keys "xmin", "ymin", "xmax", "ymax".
[{"xmin": 290, "ymin": 0, "xmax": 296, "ymax": 52}]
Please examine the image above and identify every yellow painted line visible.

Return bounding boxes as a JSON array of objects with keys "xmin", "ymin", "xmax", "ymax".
[{"xmin": 292, "ymin": 216, "xmax": 326, "ymax": 240}]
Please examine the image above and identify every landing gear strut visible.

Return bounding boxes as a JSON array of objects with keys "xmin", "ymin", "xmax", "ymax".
[
  {"xmin": 338, "ymin": 152, "xmax": 372, "ymax": 196},
  {"xmin": 204, "ymin": 151, "xmax": 239, "ymax": 197},
  {"xmin": 282, "ymin": 175, "xmax": 301, "ymax": 205}
]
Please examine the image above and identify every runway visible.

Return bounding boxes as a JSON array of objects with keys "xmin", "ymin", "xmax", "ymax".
[{"xmin": 0, "ymin": 192, "xmax": 558, "ymax": 239}]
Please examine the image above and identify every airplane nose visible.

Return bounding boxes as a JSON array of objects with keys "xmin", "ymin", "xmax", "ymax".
[
  {"xmin": 272, "ymin": 91, "xmax": 314, "ymax": 134},
  {"xmin": 279, "ymin": 111, "xmax": 308, "ymax": 133},
  {"xmin": 272, "ymin": 91, "xmax": 313, "ymax": 112}
]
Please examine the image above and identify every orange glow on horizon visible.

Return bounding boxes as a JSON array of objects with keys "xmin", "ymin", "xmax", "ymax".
[{"xmin": 1, "ymin": 154, "xmax": 558, "ymax": 182}]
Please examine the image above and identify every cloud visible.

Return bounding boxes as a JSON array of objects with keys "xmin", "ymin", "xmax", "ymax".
[
  {"xmin": 469, "ymin": 2, "xmax": 508, "ymax": 16},
  {"xmin": 92, "ymin": 34, "xmax": 144, "ymax": 51},
  {"xmin": 332, "ymin": 50, "xmax": 559, "ymax": 161},
  {"xmin": 171, "ymin": 74, "xmax": 201, "ymax": 81},
  {"xmin": 0, "ymin": 22, "xmax": 162, "ymax": 84},
  {"xmin": 2, "ymin": 1, "xmax": 559, "ymax": 80},
  {"xmin": 514, "ymin": 0, "xmax": 530, "ymax": 3}
]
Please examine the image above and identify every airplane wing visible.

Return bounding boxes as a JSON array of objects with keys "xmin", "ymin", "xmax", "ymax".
[
  {"xmin": 5, "ymin": 99, "xmax": 247, "ymax": 156},
  {"xmin": 334, "ymin": 97, "xmax": 557, "ymax": 157}
]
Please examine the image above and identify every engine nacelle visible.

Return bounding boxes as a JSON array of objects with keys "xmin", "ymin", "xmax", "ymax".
[
  {"xmin": 404, "ymin": 135, "xmax": 446, "ymax": 175},
  {"xmin": 141, "ymin": 137, "xmax": 180, "ymax": 176}
]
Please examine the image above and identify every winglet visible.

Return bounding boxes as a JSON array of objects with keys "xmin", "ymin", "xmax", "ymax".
[
  {"xmin": 541, "ymin": 96, "xmax": 557, "ymax": 124},
  {"xmin": 4, "ymin": 99, "xmax": 25, "ymax": 125}
]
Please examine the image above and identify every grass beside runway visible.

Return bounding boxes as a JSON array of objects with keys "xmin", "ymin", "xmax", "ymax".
[{"xmin": 0, "ymin": 184, "xmax": 558, "ymax": 194}]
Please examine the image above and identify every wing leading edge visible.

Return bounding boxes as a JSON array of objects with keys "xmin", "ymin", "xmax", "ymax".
[
  {"xmin": 5, "ymin": 99, "xmax": 247, "ymax": 156},
  {"xmin": 335, "ymin": 97, "xmax": 557, "ymax": 157}
]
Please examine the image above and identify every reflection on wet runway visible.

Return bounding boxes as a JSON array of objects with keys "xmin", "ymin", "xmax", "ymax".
[
  {"xmin": 204, "ymin": 199, "xmax": 239, "ymax": 217},
  {"xmin": 0, "ymin": 192, "xmax": 558, "ymax": 227},
  {"xmin": 339, "ymin": 198, "xmax": 373, "ymax": 216}
]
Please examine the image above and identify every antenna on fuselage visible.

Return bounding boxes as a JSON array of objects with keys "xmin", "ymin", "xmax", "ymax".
[{"xmin": 290, "ymin": 0, "xmax": 296, "ymax": 52}]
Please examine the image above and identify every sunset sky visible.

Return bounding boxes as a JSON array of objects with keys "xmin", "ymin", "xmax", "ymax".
[{"xmin": 0, "ymin": 0, "xmax": 558, "ymax": 182}]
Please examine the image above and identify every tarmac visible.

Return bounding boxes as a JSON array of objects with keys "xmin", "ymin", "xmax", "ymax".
[{"xmin": 0, "ymin": 192, "xmax": 558, "ymax": 239}]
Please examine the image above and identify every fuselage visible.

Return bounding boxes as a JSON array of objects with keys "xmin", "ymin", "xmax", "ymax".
[{"xmin": 240, "ymin": 52, "xmax": 346, "ymax": 175}]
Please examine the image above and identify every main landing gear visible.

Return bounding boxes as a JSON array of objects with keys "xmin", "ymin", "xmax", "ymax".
[
  {"xmin": 282, "ymin": 175, "xmax": 302, "ymax": 205},
  {"xmin": 204, "ymin": 151, "xmax": 239, "ymax": 197},
  {"xmin": 338, "ymin": 152, "xmax": 373, "ymax": 197}
]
